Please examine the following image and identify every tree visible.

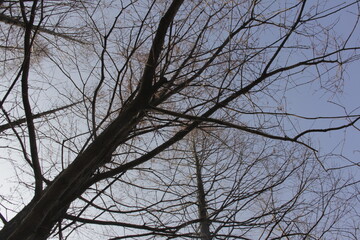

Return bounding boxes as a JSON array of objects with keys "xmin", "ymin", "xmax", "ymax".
[{"xmin": 0, "ymin": 0, "xmax": 359, "ymax": 239}]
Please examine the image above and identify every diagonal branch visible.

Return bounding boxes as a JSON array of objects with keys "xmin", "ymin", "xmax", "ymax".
[
  {"xmin": 0, "ymin": 13, "xmax": 88, "ymax": 44},
  {"xmin": 0, "ymin": 101, "xmax": 81, "ymax": 133}
]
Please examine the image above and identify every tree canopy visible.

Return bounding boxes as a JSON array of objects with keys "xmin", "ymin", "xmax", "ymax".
[{"xmin": 0, "ymin": 0, "xmax": 360, "ymax": 239}]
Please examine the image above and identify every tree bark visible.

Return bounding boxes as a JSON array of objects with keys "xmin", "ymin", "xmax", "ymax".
[{"xmin": 193, "ymin": 141, "xmax": 212, "ymax": 240}]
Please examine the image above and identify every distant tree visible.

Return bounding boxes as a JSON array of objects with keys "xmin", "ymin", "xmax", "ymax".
[
  {"xmin": 0, "ymin": 0, "xmax": 359, "ymax": 239},
  {"xmin": 102, "ymin": 129, "xmax": 352, "ymax": 239}
]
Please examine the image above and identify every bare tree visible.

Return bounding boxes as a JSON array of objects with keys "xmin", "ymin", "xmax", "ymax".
[
  {"xmin": 102, "ymin": 129, "xmax": 352, "ymax": 239},
  {"xmin": 0, "ymin": 0, "xmax": 359, "ymax": 239}
]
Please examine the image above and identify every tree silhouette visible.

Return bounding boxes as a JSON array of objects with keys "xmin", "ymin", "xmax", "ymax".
[{"xmin": 0, "ymin": 0, "xmax": 359, "ymax": 239}]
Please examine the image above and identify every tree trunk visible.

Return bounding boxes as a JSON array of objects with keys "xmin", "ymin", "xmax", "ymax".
[{"xmin": 193, "ymin": 141, "xmax": 212, "ymax": 240}]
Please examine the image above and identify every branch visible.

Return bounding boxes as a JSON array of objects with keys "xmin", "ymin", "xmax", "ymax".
[
  {"xmin": 0, "ymin": 101, "xmax": 81, "ymax": 133},
  {"xmin": 136, "ymin": 0, "xmax": 184, "ymax": 102},
  {"xmin": 294, "ymin": 117, "xmax": 360, "ymax": 140},
  {"xmin": 0, "ymin": 13, "xmax": 88, "ymax": 44},
  {"xmin": 262, "ymin": 0, "xmax": 307, "ymax": 74},
  {"xmin": 0, "ymin": 212, "xmax": 7, "ymax": 225},
  {"xmin": 64, "ymin": 214, "xmax": 177, "ymax": 234},
  {"xmin": 151, "ymin": 106, "xmax": 315, "ymax": 151},
  {"xmin": 19, "ymin": 0, "xmax": 43, "ymax": 199}
]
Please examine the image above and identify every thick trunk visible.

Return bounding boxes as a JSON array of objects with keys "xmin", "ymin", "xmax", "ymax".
[{"xmin": 1, "ymin": 102, "xmax": 145, "ymax": 240}]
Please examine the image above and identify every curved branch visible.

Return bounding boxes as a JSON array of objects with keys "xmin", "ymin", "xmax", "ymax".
[
  {"xmin": 294, "ymin": 117, "xmax": 360, "ymax": 140},
  {"xmin": 20, "ymin": 0, "xmax": 43, "ymax": 199}
]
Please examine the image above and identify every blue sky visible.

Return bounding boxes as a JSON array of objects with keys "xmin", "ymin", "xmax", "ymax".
[
  {"xmin": 0, "ymin": 1, "xmax": 360, "ymax": 238},
  {"xmin": 286, "ymin": 7, "xmax": 360, "ymax": 171}
]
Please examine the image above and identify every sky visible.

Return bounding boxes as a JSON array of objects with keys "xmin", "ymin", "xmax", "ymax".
[
  {"xmin": 0, "ymin": 0, "xmax": 360, "ymax": 238},
  {"xmin": 286, "ymin": 7, "xmax": 360, "ymax": 171}
]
